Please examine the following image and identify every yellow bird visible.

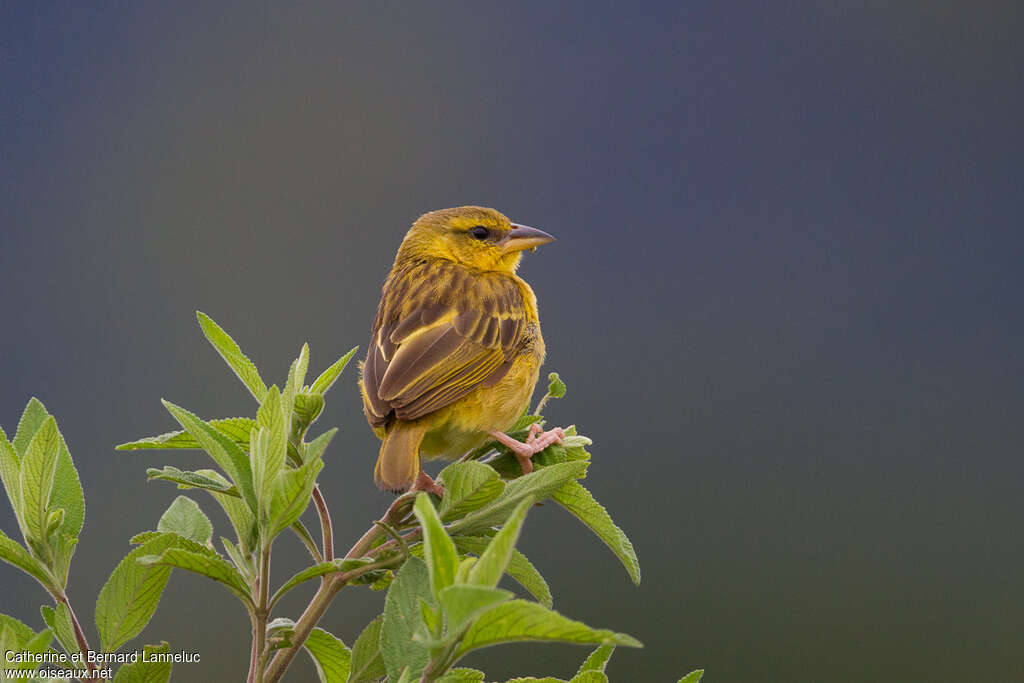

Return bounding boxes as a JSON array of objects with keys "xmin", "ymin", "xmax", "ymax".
[{"xmin": 359, "ymin": 206, "xmax": 564, "ymax": 494}]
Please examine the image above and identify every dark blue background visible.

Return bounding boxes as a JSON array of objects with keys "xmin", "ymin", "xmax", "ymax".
[{"xmin": 3, "ymin": 2, "xmax": 1022, "ymax": 680}]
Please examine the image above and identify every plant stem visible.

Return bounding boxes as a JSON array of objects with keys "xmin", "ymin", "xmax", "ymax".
[
  {"xmin": 54, "ymin": 591, "xmax": 99, "ymax": 678},
  {"xmin": 311, "ymin": 484, "xmax": 333, "ymax": 561},
  {"xmin": 246, "ymin": 612, "xmax": 260, "ymax": 683},
  {"xmin": 262, "ymin": 556, "xmax": 402, "ymax": 683},
  {"xmin": 247, "ymin": 544, "xmax": 272, "ymax": 683}
]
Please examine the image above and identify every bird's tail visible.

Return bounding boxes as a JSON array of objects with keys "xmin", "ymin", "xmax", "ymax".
[{"xmin": 374, "ymin": 423, "xmax": 427, "ymax": 493}]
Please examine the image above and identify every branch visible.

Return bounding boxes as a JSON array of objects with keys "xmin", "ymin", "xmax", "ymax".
[{"xmin": 261, "ymin": 555, "xmax": 403, "ymax": 683}]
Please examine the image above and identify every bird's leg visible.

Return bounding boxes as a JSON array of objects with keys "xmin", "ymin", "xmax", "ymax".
[
  {"xmin": 489, "ymin": 425, "xmax": 566, "ymax": 475},
  {"xmin": 411, "ymin": 469, "xmax": 445, "ymax": 497}
]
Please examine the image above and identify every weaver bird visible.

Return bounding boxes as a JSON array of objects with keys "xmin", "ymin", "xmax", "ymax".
[{"xmin": 359, "ymin": 206, "xmax": 565, "ymax": 494}]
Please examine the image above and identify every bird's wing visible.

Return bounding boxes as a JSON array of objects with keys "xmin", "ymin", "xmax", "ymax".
[{"xmin": 362, "ymin": 262, "xmax": 526, "ymax": 425}]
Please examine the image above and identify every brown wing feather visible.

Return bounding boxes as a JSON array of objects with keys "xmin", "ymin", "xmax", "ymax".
[{"xmin": 362, "ymin": 260, "xmax": 526, "ymax": 427}]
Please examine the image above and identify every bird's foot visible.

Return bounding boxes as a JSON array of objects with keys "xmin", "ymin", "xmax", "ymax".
[
  {"xmin": 489, "ymin": 425, "xmax": 566, "ymax": 475},
  {"xmin": 411, "ymin": 470, "xmax": 445, "ymax": 498}
]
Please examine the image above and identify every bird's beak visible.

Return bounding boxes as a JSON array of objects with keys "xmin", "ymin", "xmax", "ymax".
[{"xmin": 501, "ymin": 223, "xmax": 556, "ymax": 254}]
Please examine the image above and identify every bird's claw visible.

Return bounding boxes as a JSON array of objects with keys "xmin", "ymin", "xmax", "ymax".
[{"xmin": 489, "ymin": 426, "xmax": 566, "ymax": 476}]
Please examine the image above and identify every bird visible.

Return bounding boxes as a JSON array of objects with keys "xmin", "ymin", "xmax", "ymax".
[{"xmin": 359, "ymin": 206, "xmax": 565, "ymax": 494}]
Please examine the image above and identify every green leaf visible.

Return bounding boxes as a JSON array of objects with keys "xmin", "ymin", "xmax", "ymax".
[
  {"xmin": 413, "ymin": 494, "xmax": 458, "ymax": 597},
  {"xmin": 395, "ymin": 667, "xmax": 413, "ymax": 683},
  {"xmin": 39, "ymin": 603, "xmax": 77, "ymax": 658},
  {"xmin": 19, "ymin": 416, "xmax": 62, "ymax": 554},
  {"xmin": 305, "ymin": 627, "xmax": 352, "ymax": 683},
  {"xmin": 456, "ymin": 600, "xmax": 642, "ymax": 657},
  {"xmin": 212, "ymin": 489, "xmax": 257, "ymax": 554},
  {"xmin": 196, "ymin": 311, "xmax": 268, "ymax": 401},
  {"xmin": 439, "ymin": 584, "xmax": 513, "ymax": 634},
  {"xmin": 437, "ymin": 462, "xmax": 505, "ymax": 521},
  {"xmin": 467, "ymin": 497, "xmax": 533, "ymax": 589},
  {"xmin": 380, "ymin": 557, "xmax": 433, "ymax": 681},
  {"xmin": 570, "ymin": 674, "xmax": 608, "ymax": 683},
  {"xmin": 12, "ymin": 399, "xmax": 53, "ymax": 462},
  {"xmin": 450, "ymin": 461, "xmax": 588, "ymax": 534},
  {"xmin": 270, "ymin": 558, "xmax": 371, "ymax": 607},
  {"xmin": 0, "ymin": 528, "xmax": 55, "ymax": 589},
  {"xmin": 0, "ymin": 428, "xmax": 22, "ymax": 526},
  {"xmin": 547, "ymin": 372, "xmax": 566, "ymax": 399},
  {"xmin": 310, "ymin": 347, "xmax": 359, "ymax": 394},
  {"xmin": 0, "ymin": 612, "xmax": 35, "ymax": 650},
  {"xmin": 254, "ymin": 386, "xmax": 288, "ymax": 509},
  {"xmin": 157, "ymin": 496, "xmax": 213, "ymax": 546},
  {"xmin": 138, "ymin": 547, "xmax": 251, "ymax": 604},
  {"xmin": 50, "ymin": 532, "xmax": 78, "ymax": 587},
  {"xmin": 117, "ymin": 417, "xmax": 256, "ymax": 451},
  {"xmin": 437, "ymin": 669, "xmax": 486, "ymax": 682},
  {"xmin": 347, "ymin": 615, "xmax": 386, "ymax": 683},
  {"xmin": 95, "ymin": 533, "xmax": 191, "ymax": 652},
  {"xmin": 112, "ymin": 642, "xmax": 174, "ymax": 683},
  {"xmin": 302, "ymin": 428, "xmax": 337, "ymax": 465},
  {"xmin": 294, "ymin": 392, "xmax": 325, "ymax": 431},
  {"xmin": 12, "ymin": 626, "xmax": 55, "ymax": 672},
  {"xmin": 267, "ymin": 456, "xmax": 323, "ymax": 537},
  {"xmin": 146, "ymin": 466, "xmax": 237, "ymax": 495},
  {"xmin": 551, "ymin": 481, "xmax": 640, "ymax": 585},
  {"xmin": 677, "ymin": 670, "xmax": 705, "ymax": 683},
  {"xmin": 453, "ymin": 537, "xmax": 552, "ymax": 608},
  {"xmin": 575, "ymin": 645, "xmax": 614, "ymax": 675},
  {"xmin": 160, "ymin": 401, "xmax": 257, "ymax": 513}
]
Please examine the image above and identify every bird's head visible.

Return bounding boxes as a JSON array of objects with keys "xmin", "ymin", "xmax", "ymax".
[{"xmin": 395, "ymin": 206, "xmax": 555, "ymax": 273}]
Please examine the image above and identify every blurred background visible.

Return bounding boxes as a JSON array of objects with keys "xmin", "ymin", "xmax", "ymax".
[{"xmin": 2, "ymin": 1, "xmax": 1023, "ymax": 680}]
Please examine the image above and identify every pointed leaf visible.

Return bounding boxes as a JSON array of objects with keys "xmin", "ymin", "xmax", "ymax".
[
  {"xmin": 50, "ymin": 532, "xmax": 78, "ymax": 587},
  {"xmin": 19, "ymin": 416, "xmax": 61, "ymax": 551},
  {"xmin": 347, "ymin": 615, "xmax": 386, "ymax": 683},
  {"xmin": 196, "ymin": 311, "xmax": 267, "ymax": 400},
  {"xmin": 95, "ymin": 533, "xmax": 196, "ymax": 652},
  {"xmin": 0, "ymin": 428, "xmax": 22, "ymax": 525},
  {"xmin": 380, "ymin": 557, "xmax": 433, "ymax": 681},
  {"xmin": 117, "ymin": 417, "xmax": 256, "ymax": 451},
  {"xmin": 146, "ymin": 466, "xmax": 237, "ymax": 495},
  {"xmin": 437, "ymin": 669, "xmax": 486, "ymax": 683},
  {"xmin": 254, "ymin": 387, "xmax": 288, "ymax": 506},
  {"xmin": 456, "ymin": 600, "xmax": 642, "ymax": 657},
  {"xmin": 302, "ymin": 427, "xmax": 337, "ymax": 465},
  {"xmin": 439, "ymin": 584, "xmax": 513, "ymax": 634},
  {"xmin": 157, "ymin": 496, "xmax": 213, "ymax": 546},
  {"xmin": 270, "ymin": 558, "xmax": 372, "ymax": 607},
  {"xmin": 160, "ymin": 401, "xmax": 257, "ymax": 513},
  {"xmin": 551, "ymin": 481, "xmax": 640, "ymax": 585},
  {"xmin": 268, "ymin": 456, "xmax": 323, "ymax": 537},
  {"xmin": 311, "ymin": 347, "xmax": 359, "ymax": 394},
  {"xmin": 138, "ymin": 547, "xmax": 250, "ymax": 603},
  {"xmin": 112, "ymin": 642, "xmax": 173, "ymax": 683},
  {"xmin": 453, "ymin": 537, "xmax": 552, "ymax": 608},
  {"xmin": 212, "ymin": 489, "xmax": 257, "ymax": 554},
  {"xmin": 39, "ymin": 603, "xmax": 77, "ymax": 657},
  {"xmin": 295, "ymin": 392, "xmax": 325, "ymax": 430},
  {"xmin": 12, "ymin": 626, "xmax": 55, "ymax": 672},
  {"xmin": 677, "ymin": 671, "xmax": 704, "ymax": 683},
  {"xmin": 575, "ymin": 645, "xmax": 614, "ymax": 675},
  {"xmin": 413, "ymin": 494, "xmax": 458, "ymax": 596},
  {"xmin": 0, "ymin": 528, "xmax": 55, "ymax": 589},
  {"xmin": 570, "ymin": 674, "xmax": 608, "ymax": 683},
  {"xmin": 305, "ymin": 627, "xmax": 352, "ymax": 683},
  {"xmin": 437, "ymin": 462, "xmax": 505, "ymax": 521},
  {"xmin": 467, "ymin": 497, "xmax": 533, "ymax": 588},
  {"xmin": 450, "ymin": 461, "xmax": 588, "ymax": 534}
]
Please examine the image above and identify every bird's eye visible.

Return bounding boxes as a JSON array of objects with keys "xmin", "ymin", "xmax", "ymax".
[{"xmin": 470, "ymin": 226, "xmax": 490, "ymax": 240}]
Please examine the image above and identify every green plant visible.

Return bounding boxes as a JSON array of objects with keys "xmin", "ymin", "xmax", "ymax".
[{"xmin": 0, "ymin": 312, "xmax": 703, "ymax": 682}]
